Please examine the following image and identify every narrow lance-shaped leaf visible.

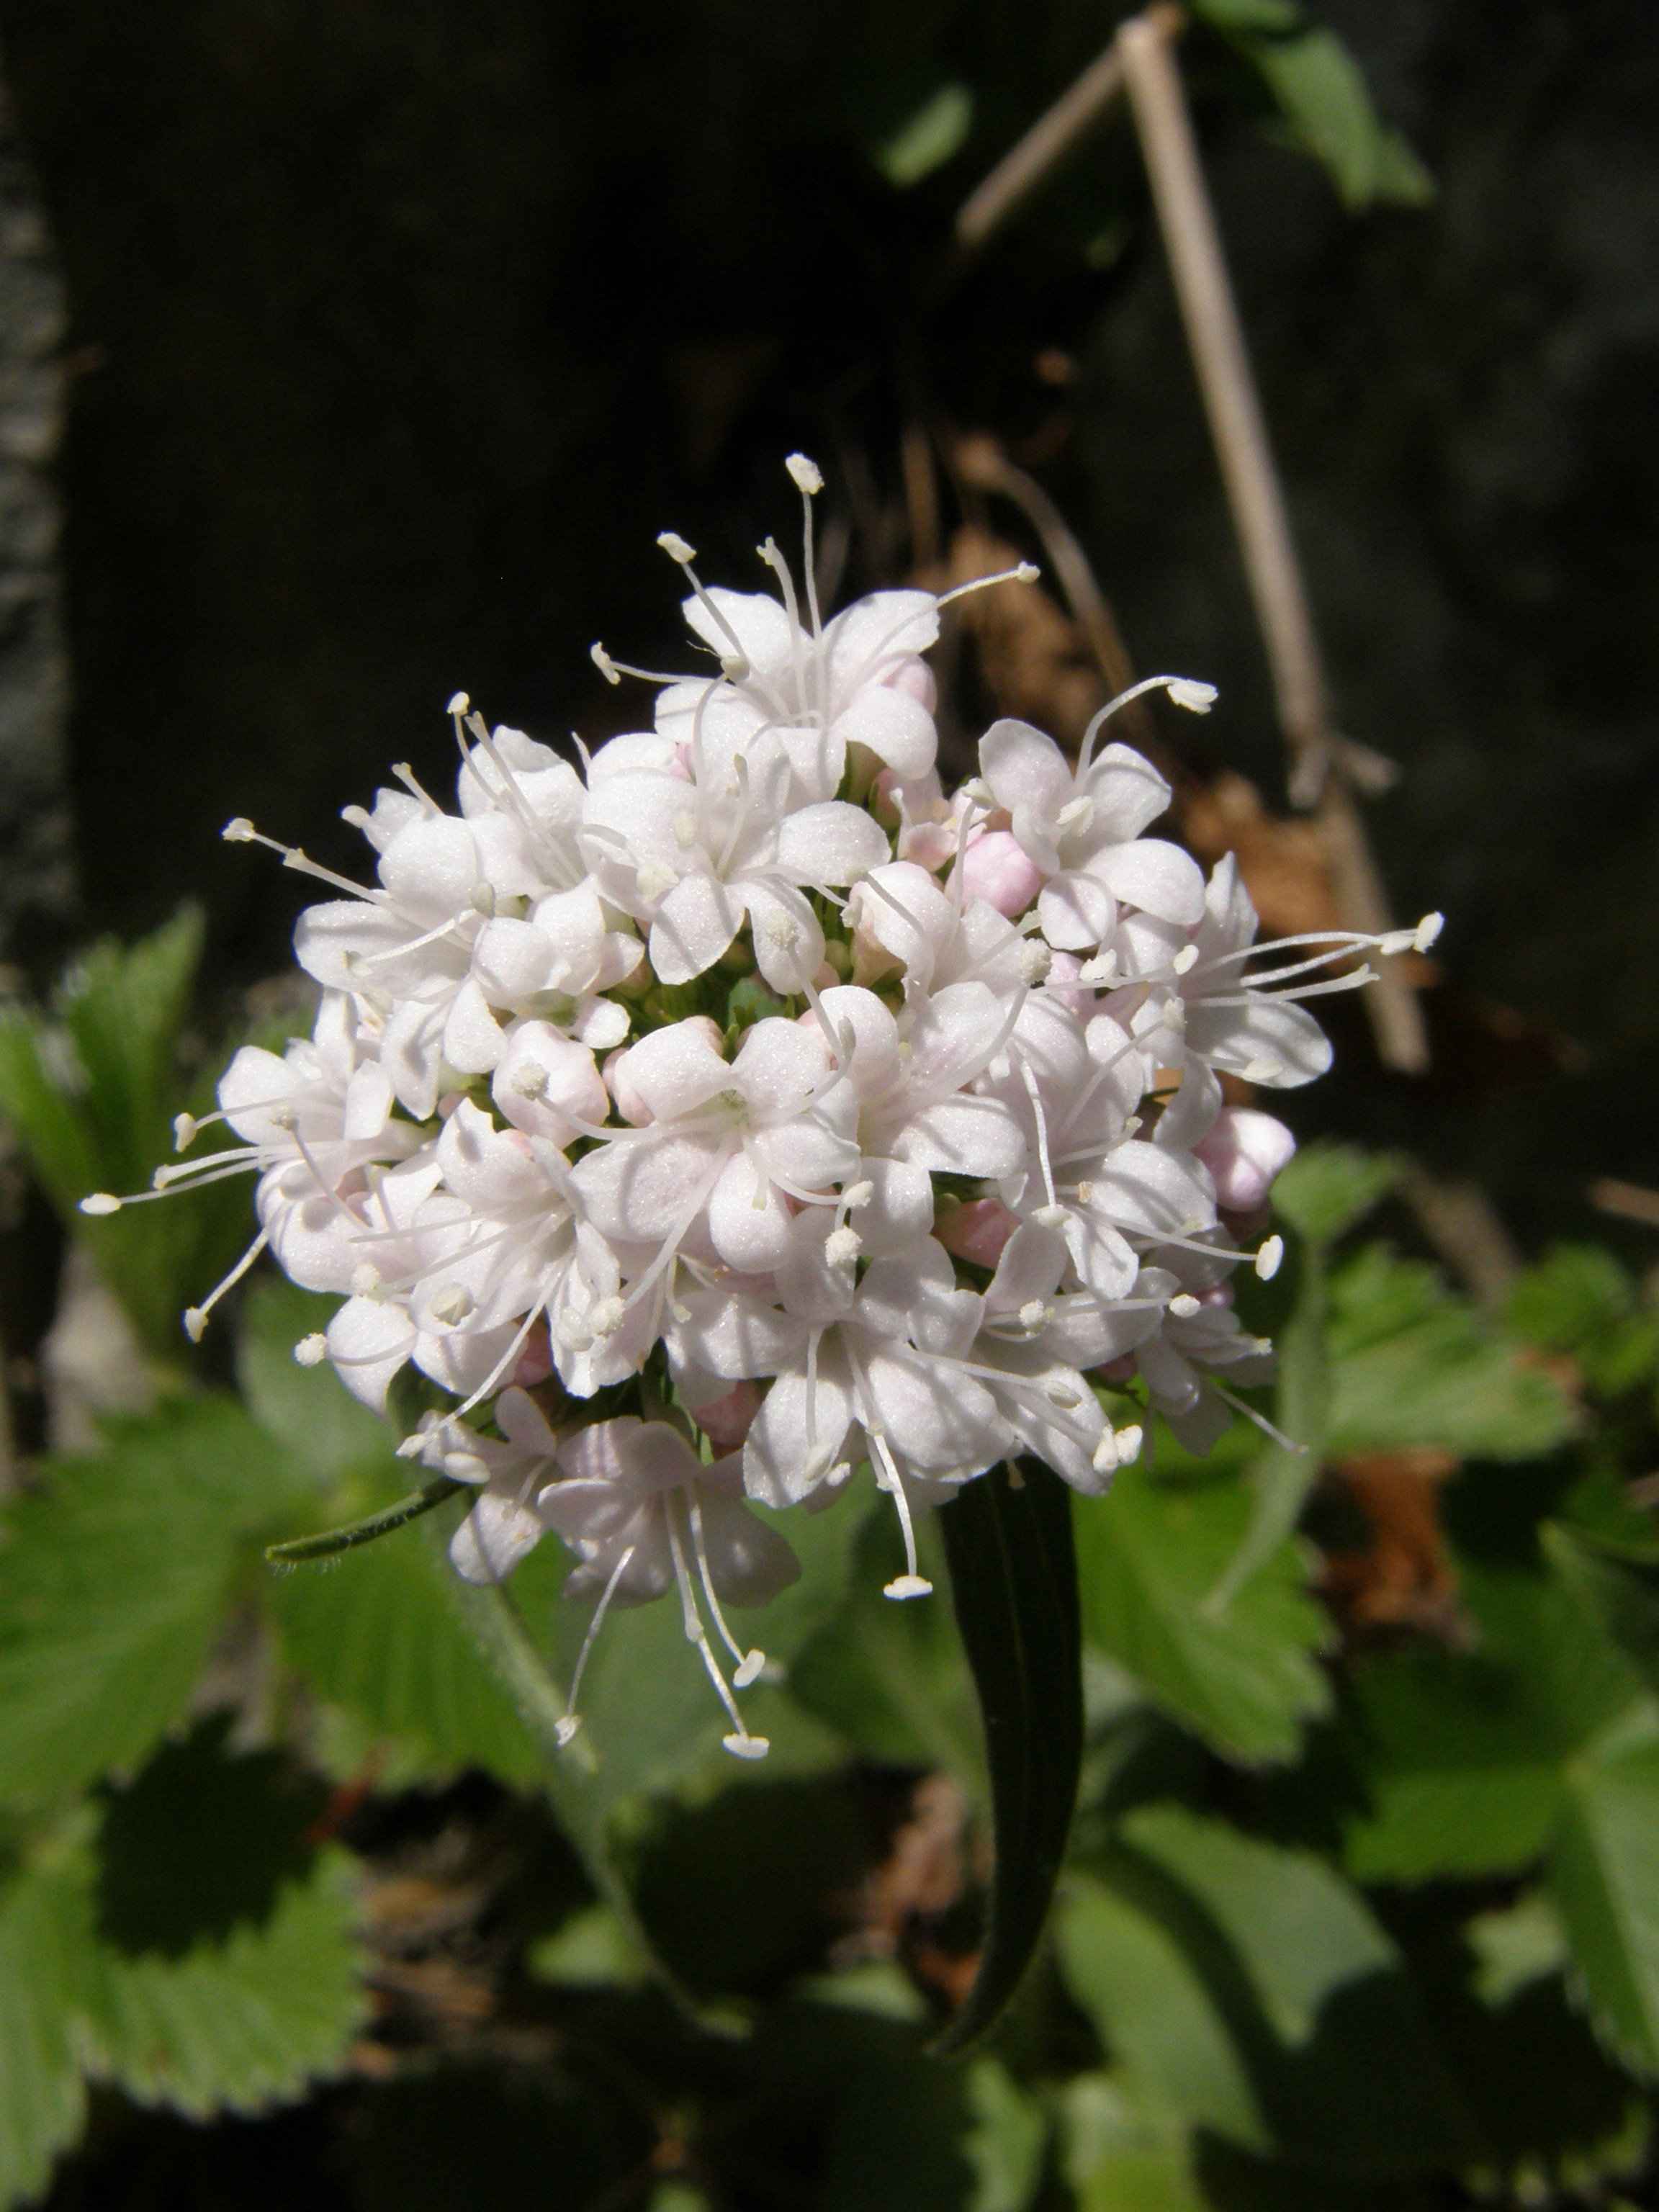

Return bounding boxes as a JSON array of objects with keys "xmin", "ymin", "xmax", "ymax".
[{"xmin": 934, "ymin": 1459, "xmax": 1082, "ymax": 2054}]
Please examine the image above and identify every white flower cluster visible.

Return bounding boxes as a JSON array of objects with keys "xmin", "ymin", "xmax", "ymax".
[{"xmin": 86, "ymin": 457, "xmax": 1439, "ymax": 1760}]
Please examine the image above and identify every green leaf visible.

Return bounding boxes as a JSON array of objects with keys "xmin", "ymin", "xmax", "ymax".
[
  {"xmin": 1548, "ymin": 1732, "xmax": 1659, "ymax": 2077},
  {"xmin": 1059, "ymin": 2071, "xmax": 1208, "ymax": 2212},
  {"xmin": 0, "ymin": 908, "xmax": 271, "ymax": 1355},
  {"xmin": 0, "ymin": 1848, "xmax": 93, "ymax": 2209},
  {"xmin": 1323, "ymin": 1245, "xmax": 1579, "ymax": 1460},
  {"xmin": 1345, "ymin": 1564, "xmax": 1645, "ymax": 1883},
  {"xmin": 1466, "ymin": 1892, "xmax": 1568, "ymax": 2008},
  {"xmin": 1075, "ymin": 1460, "xmax": 1331, "ymax": 1766},
  {"xmin": 1248, "ymin": 29, "xmax": 1434, "ymax": 210},
  {"xmin": 238, "ymin": 1278, "xmax": 405, "ymax": 1484},
  {"xmin": 933, "ymin": 1461, "xmax": 1082, "ymax": 2054},
  {"xmin": 963, "ymin": 2056, "xmax": 1048, "ymax": 2212},
  {"xmin": 0, "ymin": 1398, "xmax": 312, "ymax": 1803},
  {"xmin": 84, "ymin": 1845, "xmax": 366, "ymax": 2117},
  {"xmin": 788, "ymin": 1502, "xmax": 982, "ymax": 1784},
  {"xmin": 269, "ymin": 1510, "xmax": 549, "ymax": 1787},
  {"xmin": 1270, "ymin": 1141, "xmax": 1401, "ymax": 1249},
  {"xmin": 1123, "ymin": 1806, "xmax": 1395, "ymax": 2046},
  {"xmin": 875, "ymin": 82, "xmax": 974, "ymax": 188},
  {"xmin": 96, "ymin": 1716, "xmax": 324, "ymax": 1958},
  {"xmin": 1058, "ymin": 1871, "xmax": 1269, "ymax": 2152},
  {"xmin": 1507, "ymin": 1247, "xmax": 1659, "ymax": 1398}
]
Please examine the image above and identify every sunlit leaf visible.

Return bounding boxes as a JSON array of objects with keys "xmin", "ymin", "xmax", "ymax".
[{"xmin": 1075, "ymin": 1460, "xmax": 1330, "ymax": 1766}]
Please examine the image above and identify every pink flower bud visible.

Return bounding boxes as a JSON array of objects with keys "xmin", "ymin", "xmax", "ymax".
[
  {"xmin": 694, "ymin": 1379, "xmax": 762, "ymax": 1453},
  {"xmin": 936, "ymin": 1197, "xmax": 1019, "ymax": 1267},
  {"xmin": 1194, "ymin": 1107, "xmax": 1297, "ymax": 1213},
  {"xmin": 959, "ymin": 829, "xmax": 1042, "ymax": 918},
  {"xmin": 883, "ymin": 656, "xmax": 938, "ymax": 714},
  {"xmin": 511, "ymin": 1318, "xmax": 554, "ymax": 1388}
]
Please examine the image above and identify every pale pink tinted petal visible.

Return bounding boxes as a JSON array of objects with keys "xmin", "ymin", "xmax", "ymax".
[
  {"xmin": 649, "ymin": 871, "xmax": 744, "ymax": 984},
  {"xmin": 1084, "ymin": 742, "xmax": 1173, "ymax": 839},
  {"xmin": 776, "ymin": 801, "xmax": 891, "ymax": 886},
  {"xmin": 708, "ymin": 1152, "xmax": 794, "ymax": 1274},
  {"xmin": 830, "ymin": 685, "xmax": 936, "ymax": 780},
  {"xmin": 980, "ymin": 718, "xmax": 1072, "ymax": 819},
  {"xmin": 1039, "ymin": 871, "xmax": 1116, "ymax": 950}
]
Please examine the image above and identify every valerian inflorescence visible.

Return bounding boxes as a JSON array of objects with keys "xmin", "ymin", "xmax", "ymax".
[{"xmin": 85, "ymin": 457, "xmax": 1439, "ymax": 1758}]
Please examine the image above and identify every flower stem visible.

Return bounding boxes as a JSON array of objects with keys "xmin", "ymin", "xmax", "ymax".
[{"xmin": 265, "ymin": 1475, "xmax": 467, "ymax": 1564}]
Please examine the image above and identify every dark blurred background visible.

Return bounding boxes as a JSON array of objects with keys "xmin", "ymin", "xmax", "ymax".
[{"xmin": 0, "ymin": 0, "xmax": 1653, "ymax": 1243}]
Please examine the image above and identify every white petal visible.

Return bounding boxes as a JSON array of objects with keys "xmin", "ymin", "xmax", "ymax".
[
  {"xmin": 615, "ymin": 1018, "xmax": 732, "ymax": 1120},
  {"xmin": 1038, "ymin": 872, "xmax": 1116, "ymax": 950},
  {"xmin": 1092, "ymin": 838, "xmax": 1207, "ymax": 925},
  {"xmin": 829, "ymin": 685, "xmax": 936, "ymax": 780},
  {"xmin": 698, "ymin": 1490, "xmax": 801, "ymax": 1605},
  {"xmin": 979, "ymin": 718, "xmax": 1073, "ymax": 821},
  {"xmin": 442, "ymin": 978, "xmax": 507, "ymax": 1075},
  {"xmin": 776, "ymin": 801, "xmax": 891, "ymax": 886},
  {"xmin": 648, "ymin": 871, "xmax": 745, "ymax": 984},
  {"xmin": 744, "ymin": 1362, "xmax": 855, "ymax": 1508},
  {"xmin": 449, "ymin": 1493, "xmax": 547, "ymax": 1584},
  {"xmin": 744, "ymin": 878, "xmax": 824, "ymax": 995},
  {"xmin": 708, "ymin": 1152, "xmax": 794, "ymax": 1274},
  {"xmin": 1084, "ymin": 742, "xmax": 1173, "ymax": 840},
  {"xmin": 325, "ymin": 1295, "xmax": 415, "ymax": 1411}
]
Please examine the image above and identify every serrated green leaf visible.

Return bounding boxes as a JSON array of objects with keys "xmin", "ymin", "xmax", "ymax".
[
  {"xmin": 269, "ymin": 1513, "xmax": 548, "ymax": 1787},
  {"xmin": 1507, "ymin": 1247, "xmax": 1659, "ymax": 1398},
  {"xmin": 1057, "ymin": 1872, "xmax": 1269, "ymax": 2152},
  {"xmin": 84, "ymin": 1845, "xmax": 366, "ymax": 2117},
  {"xmin": 1345, "ymin": 1565, "xmax": 1645, "ymax": 1883},
  {"xmin": 1075, "ymin": 1462, "xmax": 1330, "ymax": 1766},
  {"xmin": 1548, "ymin": 1735, "xmax": 1659, "ymax": 2077},
  {"xmin": 0, "ymin": 1850, "xmax": 92, "ymax": 2209},
  {"xmin": 0, "ymin": 1398, "xmax": 313, "ymax": 1803},
  {"xmin": 1270, "ymin": 1141, "xmax": 1402, "ymax": 1249},
  {"xmin": 1324, "ymin": 1245, "xmax": 1579, "ymax": 1460},
  {"xmin": 1467, "ymin": 1892, "xmax": 1568, "ymax": 2008},
  {"xmin": 934, "ymin": 1461, "xmax": 1081, "ymax": 2053}
]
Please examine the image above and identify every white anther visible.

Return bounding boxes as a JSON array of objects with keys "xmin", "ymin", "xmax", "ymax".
[
  {"xmin": 1415, "ymin": 911, "xmax": 1444, "ymax": 952},
  {"xmin": 588, "ymin": 1296, "xmax": 626, "ymax": 1338},
  {"xmin": 634, "ymin": 860, "xmax": 679, "ymax": 904},
  {"xmin": 554, "ymin": 1714, "xmax": 583, "ymax": 1747},
  {"xmin": 1015, "ymin": 562, "xmax": 1040, "ymax": 582},
  {"xmin": 172, "ymin": 1112, "xmax": 199, "ymax": 1150},
  {"xmin": 673, "ymin": 809, "xmax": 698, "ymax": 850},
  {"xmin": 341, "ymin": 804, "xmax": 372, "ymax": 830},
  {"xmin": 469, "ymin": 881, "xmax": 496, "ymax": 917},
  {"xmin": 1115, "ymin": 1424, "xmax": 1143, "ymax": 1465},
  {"xmin": 1018, "ymin": 1298, "xmax": 1051, "ymax": 1334},
  {"xmin": 293, "ymin": 1334, "xmax": 328, "ymax": 1367},
  {"xmin": 961, "ymin": 777, "xmax": 995, "ymax": 806},
  {"xmin": 1092, "ymin": 1434, "xmax": 1119, "ymax": 1474},
  {"xmin": 723, "ymin": 1733, "xmax": 770, "ymax": 1761},
  {"xmin": 786, "ymin": 452, "xmax": 823, "ymax": 494},
  {"xmin": 428, "ymin": 1283, "xmax": 476, "ymax": 1326},
  {"xmin": 222, "ymin": 817, "xmax": 256, "ymax": 842},
  {"xmin": 1033, "ymin": 1202, "xmax": 1069, "ymax": 1228},
  {"xmin": 1242, "ymin": 1056, "xmax": 1282, "ymax": 1084},
  {"xmin": 447, "ymin": 691, "xmax": 471, "ymax": 715},
  {"xmin": 884, "ymin": 1574, "xmax": 933, "ymax": 1601},
  {"xmin": 733, "ymin": 1650, "xmax": 766, "ymax": 1688},
  {"xmin": 762, "ymin": 911, "xmax": 799, "ymax": 950},
  {"xmin": 183, "ymin": 1307, "xmax": 209, "ymax": 1343},
  {"xmin": 719, "ymin": 652, "xmax": 750, "ymax": 680},
  {"xmin": 1017, "ymin": 940, "xmax": 1053, "ymax": 984},
  {"xmin": 80, "ymin": 1192, "xmax": 121, "ymax": 1215},
  {"xmin": 1172, "ymin": 943, "xmax": 1200, "ymax": 976},
  {"xmin": 590, "ymin": 643, "xmax": 621, "ymax": 685},
  {"xmin": 350, "ymin": 1263, "xmax": 382, "ymax": 1296},
  {"xmin": 1056, "ymin": 796, "xmax": 1094, "ymax": 834},
  {"xmin": 824, "ymin": 1226, "xmax": 862, "ymax": 1267},
  {"xmin": 1079, "ymin": 953, "xmax": 1118, "ymax": 984},
  {"xmin": 1047, "ymin": 1385, "xmax": 1083, "ymax": 1410},
  {"xmin": 509, "ymin": 1061, "xmax": 550, "ymax": 1099},
  {"xmin": 1074, "ymin": 1181, "xmax": 1096, "ymax": 1205},
  {"xmin": 1166, "ymin": 678, "xmax": 1218, "ymax": 714},
  {"xmin": 842, "ymin": 1179, "xmax": 874, "ymax": 1209},
  {"xmin": 1161, "ymin": 999, "xmax": 1187, "ymax": 1035},
  {"xmin": 1254, "ymin": 1234, "xmax": 1285, "ymax": 1281},
  {"xmin": 1169, "ymin": 1292, "xmax": 1202, "ymax": 1318},
  {"xmin": 657, "ymin": 531, "xmax": 696, "ymax": 564}
]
